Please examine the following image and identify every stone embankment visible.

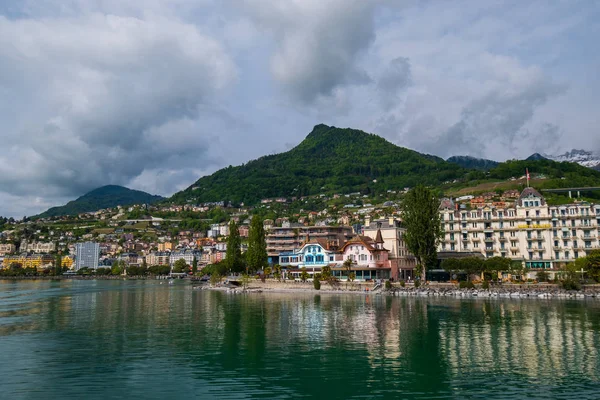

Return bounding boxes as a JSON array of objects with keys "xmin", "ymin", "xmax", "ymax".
[
  {"xmin": 198, "ymin": 280, "xmax": 600, "ymax": 300},
  {"xmin": 388, "ymin": 286, "xmax": 600, "ymax": 299}
]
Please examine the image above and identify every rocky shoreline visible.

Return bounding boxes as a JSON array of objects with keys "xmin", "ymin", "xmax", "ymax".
[
  {"xmin": 197, "ymin": 281, "xmax": 600, "ymax": 300},
  {"xmin": 388, "ymin": 286, "xmax": 600, "ymax": 299}
]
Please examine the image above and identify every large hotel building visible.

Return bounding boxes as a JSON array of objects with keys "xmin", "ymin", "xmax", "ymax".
[{"xmin": 439, "ymin": 187, "xmax": 600, "ymax": 271}]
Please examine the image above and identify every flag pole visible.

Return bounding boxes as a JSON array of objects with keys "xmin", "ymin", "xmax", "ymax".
[{"xmin": 526, "ymin": 168, "xmax": 530, "ymax": 188}]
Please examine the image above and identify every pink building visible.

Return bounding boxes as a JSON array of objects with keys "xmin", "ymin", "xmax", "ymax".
[{"xmin": 338, "ymin": 230, "xmax": 393, "ymax": 280}]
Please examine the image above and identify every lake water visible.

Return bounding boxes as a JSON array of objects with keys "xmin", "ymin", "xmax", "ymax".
[{"xmin": 0, "ymin": 280, "xmax": 599, "ymax": 399}]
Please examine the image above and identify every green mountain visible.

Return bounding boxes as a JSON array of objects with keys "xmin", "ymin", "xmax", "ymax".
[
  {"xmin": 37, "ymin": 185, "xmax": 163, "ymax": 218},
  {"xmin": 170, "ymin": 124, "xmax": 467, "ymax": 205},
  {"xmin": 446, "ymin": 155, "xmax": 499, "ymax": 171}
]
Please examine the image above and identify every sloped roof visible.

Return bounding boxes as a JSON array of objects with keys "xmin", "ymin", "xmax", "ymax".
[
  {"xmin": 340, "ymin": 235, "xmax": 388, "ymax": 253},
  {"xmin": 518, "ymin": 187, "xmax": 546, "ymax": 206}
]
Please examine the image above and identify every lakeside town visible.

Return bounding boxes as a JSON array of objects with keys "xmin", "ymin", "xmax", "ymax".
[{"xmin": 1, "ymin": 184, "xmax": 599, "ymax": 288}]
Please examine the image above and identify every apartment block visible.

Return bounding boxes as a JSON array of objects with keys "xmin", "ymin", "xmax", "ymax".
[{"xmin": 439, "ymin": 187, "xmax": 600, "ymax": 271}]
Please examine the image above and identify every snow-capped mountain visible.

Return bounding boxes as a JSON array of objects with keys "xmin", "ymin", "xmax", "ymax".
[{"xmin": 543, "ymin": 149, "xmax": 600, "ymax": 170}]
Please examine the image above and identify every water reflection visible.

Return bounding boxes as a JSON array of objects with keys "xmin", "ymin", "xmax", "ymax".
[{"xmin": 0, "ymin": 280, "xmax": 599, "ymax": 399}]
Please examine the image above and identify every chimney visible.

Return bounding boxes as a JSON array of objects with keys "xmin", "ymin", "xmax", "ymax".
[
  {"xmin": 365, "ymin": 216, "xmax": 371, "ymax": 227},
  {"xmin": 389, "ymin": 217, "xmax": 394, "ymax": 227}
]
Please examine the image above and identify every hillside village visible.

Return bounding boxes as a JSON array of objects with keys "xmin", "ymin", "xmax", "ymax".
[{"xmin": 1, "ymin": 179, "xmax": 599, "ymax": 283}]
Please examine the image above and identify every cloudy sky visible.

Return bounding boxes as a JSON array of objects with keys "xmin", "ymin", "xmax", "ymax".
[{"xmin": 0, "ymin": 0, "xmax": 598, "ymax": 217}]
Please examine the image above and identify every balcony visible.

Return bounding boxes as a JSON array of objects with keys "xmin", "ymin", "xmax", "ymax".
[
  {"xmin": 484, "ymin": 237, "xmax": 494, "ymax": 243},
  {"xmin": 498, "ymin": 236, "xmax": 507, "ymax": 241},
  {"xmin": 471, "ymin": 237, "xmax": 481, "ymax": 241}
]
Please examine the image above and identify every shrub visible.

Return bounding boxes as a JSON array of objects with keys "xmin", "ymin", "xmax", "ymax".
[
  {"xmin": 385, "ymin": 280, "xmax": 392, "ymax": 290},
  {"xmin": 481, "ymin": 280, "xmax": 490, "ymax": 290},
  {"xmin": 414, "ymin": 279, "xmax": 421, "ymax": 288},
  {"xmin": 313, "ymin": 277, "xmax": 321, "ymax": 290},
  {"xmin": 561, "ymin": 279, "xmax": 581, "ymax": 291},
  {"xmin": 399, "ymin": 280, "xmax": 406, "ymax": 287},
  {"xmin": 459, "ymin": 281, "xmax": 475, "ymax": 289}
]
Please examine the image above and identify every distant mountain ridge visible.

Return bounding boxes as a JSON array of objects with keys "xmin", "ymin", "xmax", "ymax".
[
  {"xmin": 37, "ymin": 185, "xmax": 163, "ymax": 218},
  {"xmin": 170, "ymin": 124, "xmax": 466, "ymax": 205},
  {"xmin": 542, "ymin": 149, "xmax": 600, "ymax": 171},
  {"xmin": 170, "ymin": 124, "xmax": 600, "ymax": 206},
  {"xmin": 446, "ymin": 155, "xmax": 499, "ymax": 171}
]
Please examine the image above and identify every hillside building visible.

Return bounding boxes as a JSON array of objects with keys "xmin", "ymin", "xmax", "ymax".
[{"xmin": 439, "ymin": 187, "xmax": 600, "ymax": 278}]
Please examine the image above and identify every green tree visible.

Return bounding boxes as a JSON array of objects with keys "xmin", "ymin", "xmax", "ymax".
[
  {"xmin": 173, "ymin": 258, "xmax": 188, "ymax": 273},
  {"xmin": 536, "ymin": 269, "xmax": 549, "ymax": 282},
  {"xmin": 54, "ymin": 254, "xmax": 62, "ymax": 276},
  {"xmin": 348, "ymin": 272, "xmax": 356, "ymax": 282},
  {"xmin": 264, "ymin": 266, "xmax": 272, "ymax": 277},
  {"xmin": 484, "ymin": 257, "xmax": 511, "ymax": 280},
  {"xmin": 225, "ymin": 220, "xmax": 244, "ymax": 273},
  {"xmin": 586, "ymin": 249, "xmax": 600, "ymax": 282},
  {"xmin": 321, "ymin": 265, "xmax": 332, "ymax": 281},
  {"xmin": 246, "ymin": 215, "xmax": 267, "ymax": 273},
  {"xmin": 402, "ymin": 185, "xmax": 443, "ymax": 281},
  {"xmin": 192, "ymin": 256, "xmax": 198, "ymax": 275},
  {"xmin": 343, "ymin": 258, "xmax": 353, "ymax": 279},
  {"xmin": 300, "ymin": 267, "xmax": 309, "ymax": 282},
  {"xmin": 313, "ymin": 276, "xmax": 321, "ymax": 290},
  {"xmin": 273, "ymin": 264, "xmax": 282, "ymax": 281},
  {"xmin": 240, "ymin": 273, "xmax": 251, "ymax": 289},
  {"xmin": 111, "ymin": 261, "xmax": 124, "ymax": 276}
]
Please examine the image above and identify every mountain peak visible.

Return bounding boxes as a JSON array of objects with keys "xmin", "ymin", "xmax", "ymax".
[
  {"xmin": 542, "ymin": 148, "xmax": 600, "ymax": 170},
  {"xmin": 446, "ymin": 155, "xmax": 499, "ymax": 171},
  {"xmin": 36, "ymin": 185, "xmax": 163, "ymax": 218},
  {"xmin": 526, "ymin": 153, "xmax": 548, "ymax": 161},
  {"xmin": 171, "ymin": 125, "xmax": 459, "ymax": 205}
]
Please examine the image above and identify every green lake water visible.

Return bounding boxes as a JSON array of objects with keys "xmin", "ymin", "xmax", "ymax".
[{"xmin": 0, "ymin": 280, "xmax": 599, "ymax": 399}]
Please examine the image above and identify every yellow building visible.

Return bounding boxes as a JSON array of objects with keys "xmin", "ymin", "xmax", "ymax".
[
  {"xmin": 158, "ymin": 242, "xmax": 173, "ymax": 252},
  {"xmin": 2, "ymin": 254, "xmax": 55, "ymax": 271},
  {"xmin": 62, "ymin": 256, "xmax": 74, "ymax": 269}
]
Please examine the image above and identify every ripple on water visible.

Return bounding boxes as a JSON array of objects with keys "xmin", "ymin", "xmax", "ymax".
[{"xmin": 0, "ymin": 280, "xmax": 599, "ymax": 399}]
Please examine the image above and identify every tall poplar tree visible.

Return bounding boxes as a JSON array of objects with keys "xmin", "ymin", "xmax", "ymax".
[
  {"xmin": 55, "ymin": 254, "xmax": 62, "ymax": 275},
  {"xmin": 246, "ymin": 215, "xmax": 267, "ymax": 273},
  {"xmin": 402, "ymin": 185, "xmax": 443, "ymax": 282},
  {"xmin": 226, "ymin": 220, "xmax": 244, "ymax": 272}
]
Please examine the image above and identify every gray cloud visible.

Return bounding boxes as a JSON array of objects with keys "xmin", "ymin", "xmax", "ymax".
[
  {"xmin": 240, "ymin": 0, "xmax": 379, "ymax": 104},
  {"xmin": 0, "ymin": 0, "xmax": 598, "ymax": 216},
  {"xmin": 377, "ymin": 57, "xmax": 412, "ymax": 110},
  {"xmin": 425, "ymin": 73, "xmax": 566, "ymax": 158},
  {"xmin": 0, "ymin": 12, "xmax": 236, "ymax": 203}
]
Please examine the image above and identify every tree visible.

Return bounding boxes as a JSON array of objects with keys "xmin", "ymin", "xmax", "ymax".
[
  {"xmin": 402, "ymin": 185, "xmax": 443, "ymax": 281},
  {"xmin": 55, "ymin": 254, "xmax": 62, "ymax": 276},
  {"xmin": 111, "ymin": 261, "xmax": 124, "ymax": 276},
  {"xmin": 192, "ymin": 256, "xmax": 198, "ymax": 275},
  {"xmin": 246, "ymin": 215, "xmax": 267, "ymax": 273},
  {"xmin": 300, "ymin": 267, "xmax": 309, "ymax": 282},
  {"xmin": 484, "ymin": 257, "xmax": 511, "ymax": 281},
  {"xmin": 321, "ymin": 265, "xmax": 332, "ymax": 281},
  {"xmin": 343, "ymin": 258, "xmax": 353, "ymax": 279},
  {"xmin": 225, "ymin": 220, "xmax": 244, "ymax": 273},
  {"xmin": 461, "ymin": 257, "xmax": 485, "ymax": 281},
  {"xmin": 348, "ymin": 272, "xmax": 356, "ymax": 282},
  {"xmin": 264, "ymin": 266, "xmax": 272, "ymax": 277},
  {"xmin": 536, "ymin": 269, "xmax": 549, "ymax": 282},
  {"xmin": 273, "ymin": 264, "xmax": 282, "ymax": 281},
  {"xmin": 240, "ymin": 273, "xmax": 251, "ymax": 289},
  {"xmin": 173, "ymin": 258, "xmax": 188, "ymax": 273},
  {"xmin": 586, "ymin": 249, "xmax": 600, "ymax": 283}
]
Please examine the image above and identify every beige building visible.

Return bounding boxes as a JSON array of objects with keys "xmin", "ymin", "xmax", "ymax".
[
  {"xmin": 363, "ymin": 217, "xmax": 417, "ymax": 280},
  {"xmin": 439, "ymin": 187, "xmax": 600, "ymax": 276},
  {"xmin": 0, "ymin": 243, "xmax": 16, "ymax": 256}
]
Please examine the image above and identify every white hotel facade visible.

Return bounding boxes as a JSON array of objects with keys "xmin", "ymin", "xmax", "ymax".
[{"xmin": 439, "ymin": 188, "xmax": 600, "ymax": 271}]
